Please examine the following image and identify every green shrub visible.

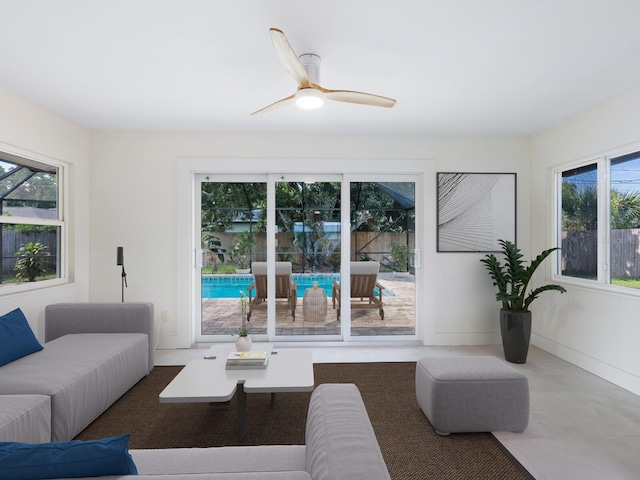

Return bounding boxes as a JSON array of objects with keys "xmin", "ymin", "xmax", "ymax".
[{"xmin": 14, "ymin": 242, "xmax": 49, "ymax": 282}]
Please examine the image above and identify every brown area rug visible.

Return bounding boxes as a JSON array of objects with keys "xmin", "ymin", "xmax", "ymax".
[{"xmin": 76, "ymin": 363, "xmax": 533, "ymax": 480}]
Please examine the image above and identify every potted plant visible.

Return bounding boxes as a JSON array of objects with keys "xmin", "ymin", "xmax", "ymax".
[
  {"xmin": 389, "ymin": 241, "xmax": 410, "ymax": 277},
  {"xmin": 228, "ymin": 231, "xmax": 253, "ymax": 274},
  {"xmin": 480, "ymin": 239, "xmax": 566, "ymax": 363},
  {"xmin": 14, "ymin": 242, "xmax": 49, "ymax": 282}
]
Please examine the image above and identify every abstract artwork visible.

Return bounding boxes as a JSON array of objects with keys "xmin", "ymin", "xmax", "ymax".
[{"xmin": 437, "ymin": 173, "xmax": 516, "ymax": 252}]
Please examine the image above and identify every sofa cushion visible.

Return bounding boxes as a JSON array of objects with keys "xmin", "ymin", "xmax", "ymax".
[
  {"xmin": 305, "ymin": 384, "xmax": 391, "ymax": 480},
  {"xmin": 75, "ymin": 473, "xmax": 310, "ymax": 480},
  {"xmin": 44, "ymin": 302, "xmax": 155, "ymax": 374},
  {"xmin": 130, "ymin": 445, "xmax": 307, "ymax": 476},
  {"xmin": 0, "ymin": 333, "xmax": 149, "ymax": 441},
  {"xmin": 0, "ymin": 308, "xmax": 43, "ymax": 367},
  {"xmin": 0, "ymin": 434, "xmax": 137, "ymax": 480},
  {"xmin": 129, "ymin": 474, "xmax": 309, "ymax": 479},
  {"xmin": 0, "ymin": 395, "xmax": 51, "ymax": 443}
]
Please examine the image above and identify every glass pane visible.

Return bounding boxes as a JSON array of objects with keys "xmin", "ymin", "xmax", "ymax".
[
  {"xmin": 350, "ymin": 181, "xmax": 415, "ymax": 336},
  {"xmin": 275, "ymin": 181, "xmax": 341, "ymax": 336},
  {"xmin": 0, "ymin": 160, "xmax": 58, "ymax": 220},
  {"xmin": 561, "ymin": 164, "xmax": 598, "ymax": 280},
  {"xmin": 610, "ymin": 152, "xmax": 640, "ymax": 289},
  {"xmin": 1, "ymin": 224, "xmax": 60, "ymax": 284},
  {"xmin": 200, "ymin": 182, "xmax": 267, "ymax": 336}
]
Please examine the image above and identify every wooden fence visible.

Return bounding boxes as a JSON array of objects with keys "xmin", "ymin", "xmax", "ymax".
[
  {"xmin": 1, "ymin": 231, "xmax": 58, "ymax": 274},
  {"xmin": 208, "ymin": 231, "xmax": 414, "ymax": 272},
  {"xmin": 562, "ymin": 229, "xmax": 640, "ymax": 277}
]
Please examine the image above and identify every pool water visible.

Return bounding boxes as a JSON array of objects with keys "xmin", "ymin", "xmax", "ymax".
[{"xmin": 201, "ymin": 274, "xmax": 390, "ymax": 298}]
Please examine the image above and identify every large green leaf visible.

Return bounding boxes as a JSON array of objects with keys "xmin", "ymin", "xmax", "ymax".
[{"xmin": 481, "ymin": 240, "xmax": 566, "ymax": 312}]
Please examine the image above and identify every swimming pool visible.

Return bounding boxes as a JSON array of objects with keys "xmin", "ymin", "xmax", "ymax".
[{"xmin": 201, "ymin": 274, "xmax": 391, "ymax": 298}]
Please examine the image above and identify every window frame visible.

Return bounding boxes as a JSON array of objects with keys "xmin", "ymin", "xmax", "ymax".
[
  {"xmin": 553, "ymin": 144, "xmax": 640, "ymax": 296},
  {"xmin": 0, "ymin": 143, "xmax": 68, "ymax": 295}
]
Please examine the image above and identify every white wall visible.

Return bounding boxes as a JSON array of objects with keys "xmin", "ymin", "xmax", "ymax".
[
  {"xmin": 89, "ymin": 132, "xmax": 531, "ymax": 348},
  {"xmin": 531, "ymin": 84, "xmax": 640, "ymax": 395},
  {"xmin": 0, "ymin": 86, "xmax": 91, "ymax": 339}
]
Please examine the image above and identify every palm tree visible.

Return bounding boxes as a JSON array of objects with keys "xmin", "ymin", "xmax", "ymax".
[
  {"xmin": 562, "ymin": 184, "xmax": 597, "ymax": 230},
  {"xmin": 611, "ymin": 189, "xmax": 640, "ymax": 229}
]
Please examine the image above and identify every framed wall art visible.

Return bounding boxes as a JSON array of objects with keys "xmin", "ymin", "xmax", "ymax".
[{"xmin": 437, "ymin": 172, "xmax": 516, "ymax": 252}]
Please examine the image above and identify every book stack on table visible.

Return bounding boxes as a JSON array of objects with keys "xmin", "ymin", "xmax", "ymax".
[{"xmin": 225, "ymin": 351, "xmax": 269, "ymax": 370}]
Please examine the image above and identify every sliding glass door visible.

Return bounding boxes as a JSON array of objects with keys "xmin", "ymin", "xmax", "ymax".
[
  {"xmin": 271, "ymin": 176, "xmax": 342, "ymax": 339},
  {"xmin": 194, "ymin": 173, "xmax": 418, "ymax": 343},
  {"xmin": 348, "ymin": 179, "xmax": 416, "ymax": 338},
  {"xmin": 197, "ymin": 176, "xmax": 267, "ymax": 339}
]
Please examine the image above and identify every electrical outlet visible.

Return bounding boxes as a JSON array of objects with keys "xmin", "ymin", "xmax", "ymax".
[{"xmin": 161, "ymin": 311, "xmax": 168, "ymax": 323}]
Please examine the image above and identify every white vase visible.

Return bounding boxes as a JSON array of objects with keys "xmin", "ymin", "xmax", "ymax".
[{"xmin": 235, "ymin": 335, "xmax": 252, "ymax": 352}]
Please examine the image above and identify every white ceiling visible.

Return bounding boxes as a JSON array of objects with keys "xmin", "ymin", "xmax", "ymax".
[{"xmin": 2, "ymin": 0, "xmax": 640, "ymax": 135}]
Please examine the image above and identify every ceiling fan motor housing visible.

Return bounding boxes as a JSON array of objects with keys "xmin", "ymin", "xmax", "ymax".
[{"xmin": 299, "ymin": 53, "xmax": 321, "ymax": 84}]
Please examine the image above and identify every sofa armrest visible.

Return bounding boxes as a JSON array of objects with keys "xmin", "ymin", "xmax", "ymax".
[
  {"xmin": 44, "ymin": 302, "xmax": 154, "ymax": 371},
  {"xmin": 305, "ymin": 384, "xmax": 391, "ymax": 480}
]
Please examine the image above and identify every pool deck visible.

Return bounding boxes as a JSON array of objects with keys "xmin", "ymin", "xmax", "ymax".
[{"xmin": 201, "ymin": 273, "xmax": 415, "ymax": 337}]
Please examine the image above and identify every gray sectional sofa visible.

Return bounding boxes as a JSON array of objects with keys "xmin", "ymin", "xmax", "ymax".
[
  {"xmin": 0, "ymin": 303, "xmax": 392, "ymax": 479},
  {"xmin": 83, "ymin": 383, "xmax": 391, "ymax": 480},
  {"xmin": 0, "ymin": 302, "xmax": 154, "ymax": 442}
]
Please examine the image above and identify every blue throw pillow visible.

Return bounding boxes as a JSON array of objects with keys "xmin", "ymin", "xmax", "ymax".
[
  {"xmin": 0, "ymin": 308, "xmax": 43, "ymax": 367},
  {"xmin": 0, "ymin": 434, "xmax": 138, "ymax": 480}
]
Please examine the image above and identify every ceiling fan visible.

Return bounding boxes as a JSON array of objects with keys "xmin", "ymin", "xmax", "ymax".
[{"xmin": 250, "ymin": 28, "xmax": 397, "ymax": 116}]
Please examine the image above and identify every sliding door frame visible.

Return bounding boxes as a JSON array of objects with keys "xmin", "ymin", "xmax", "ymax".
[{"xmin": 175, "ymin": 158, "xmax": 434, "ymax": 349}]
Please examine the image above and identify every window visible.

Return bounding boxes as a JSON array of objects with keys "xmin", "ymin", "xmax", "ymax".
[
  {"xmin": 0, "ymin": 150, "xmax": 64, "ymax": 287},
  {"xmin": 557, "ymin": 149, "xmax": 640, "ymax": 290}
]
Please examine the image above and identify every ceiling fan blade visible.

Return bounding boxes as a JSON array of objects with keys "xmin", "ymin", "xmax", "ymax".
[
  {"xmin": 269, "ymin": 28, "xmax": 311, "ymax": 88},
  {"xmin": 321, "ymin": 88, "xmax": 396, "ymax": 108},
  {"xmin": 250, "ymin": 93, "xmax": 296, "ymax": 116}
]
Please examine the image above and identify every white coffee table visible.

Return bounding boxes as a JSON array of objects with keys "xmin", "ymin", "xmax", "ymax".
[{"xmin": 159, "ymin": 344, "xmax": 314, "ymax": 439}]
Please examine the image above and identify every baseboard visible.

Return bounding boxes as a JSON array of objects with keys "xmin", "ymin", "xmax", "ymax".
[
  {"xmin": 532, "ymin": 333, "xmax": 640, "ymax": 396},
  {"xmin": 156, "ymin": 335, "xmax": 184, "ymax": 350},
  {"xmin": 424, "ymin": 331, "xmax": 502, "ymax": 346}
]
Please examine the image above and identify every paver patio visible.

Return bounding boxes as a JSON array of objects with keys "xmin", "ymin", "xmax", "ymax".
[{"xmin": 201, "ymin": 273, "xmax": 415, "ymax": 337}]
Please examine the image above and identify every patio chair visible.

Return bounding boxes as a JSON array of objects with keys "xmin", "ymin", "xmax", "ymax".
[
  {"xmin": 247, "ymin": 262, "xmax": 297, "ymax": 321},
  {"xmin": 332, "ymin": 261, "xmax": 385, "ymax": 321}
]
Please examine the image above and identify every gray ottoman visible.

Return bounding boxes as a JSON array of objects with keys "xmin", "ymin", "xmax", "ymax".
[{"xmin": 415, "ymin": 356, "xmax": 529, "ymax": 435}]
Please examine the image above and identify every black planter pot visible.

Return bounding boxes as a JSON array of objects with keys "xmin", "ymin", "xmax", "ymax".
[{"xmin": 500, "ymin": 309, "xmax": 532, "ymax": 364}]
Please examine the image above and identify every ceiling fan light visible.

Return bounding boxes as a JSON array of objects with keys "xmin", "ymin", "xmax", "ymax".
[{"xmin": 295, "ymin": 88, "xmax": 324, "ymax": 109}]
